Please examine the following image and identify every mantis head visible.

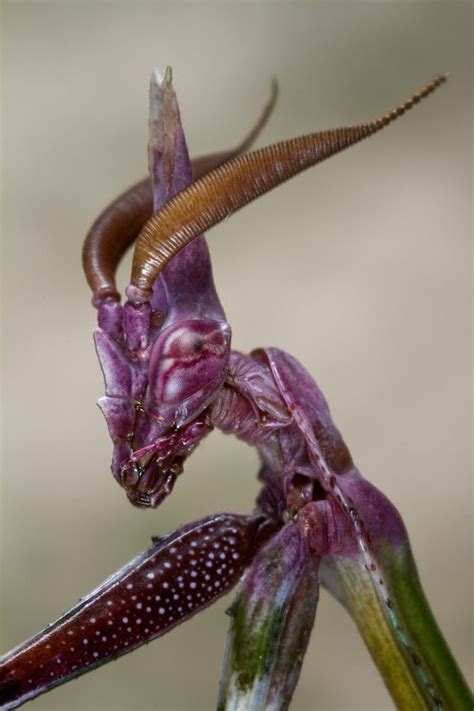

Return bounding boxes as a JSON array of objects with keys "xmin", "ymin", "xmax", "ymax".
[{"xmin": 84, "ymin": 68, "xmax": 446, "ymax": 508}]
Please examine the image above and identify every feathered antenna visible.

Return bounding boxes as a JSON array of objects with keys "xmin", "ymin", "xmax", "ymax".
[{"xmin": 128, "ymin": 74, "xmax": 447, "ymax": 302}]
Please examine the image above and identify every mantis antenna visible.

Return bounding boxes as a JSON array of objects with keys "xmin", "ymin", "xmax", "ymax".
[{"xmin": 128, "ymin": 74, "xmax": 447, "ymax": 302}]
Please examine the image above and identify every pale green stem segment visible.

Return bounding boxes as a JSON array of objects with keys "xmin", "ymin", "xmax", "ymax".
[
  {"xmin": 321, "ymin": 544, "xmax": 472, "ymax": 710},
  {"xmin": 218, "ymin": 524, "xmax": 319, "ymax": 711}
]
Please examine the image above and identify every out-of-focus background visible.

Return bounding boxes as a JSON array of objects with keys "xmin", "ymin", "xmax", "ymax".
[{"xmin": 2, "ymin": 2, "xmax": 471, "ymax": 710}]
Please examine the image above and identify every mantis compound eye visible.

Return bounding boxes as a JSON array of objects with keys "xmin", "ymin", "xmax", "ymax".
[{"xmin": 149, "ymin": 319, "xmax": 230, "ymax": 409}]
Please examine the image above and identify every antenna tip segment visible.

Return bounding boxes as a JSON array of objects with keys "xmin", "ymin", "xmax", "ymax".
[
  {"xmin": 428, "ymin": 73, "xmax": 449, "ymax": 93},
  {"xmin": 420, "ymin": 73, "xmax": 448, "ymax": 102},
  {"xmin": 269, "ymin": 76, "xmax": 279, "ymax": 102},
  {"xmin": 433, "ymin": 72, "xmax": 449, "ymax": 87}
]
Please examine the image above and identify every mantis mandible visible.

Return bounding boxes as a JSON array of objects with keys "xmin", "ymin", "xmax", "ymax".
[{"xmin": 1, "ymin": 68, "xmax": 471, "ymax": 710}]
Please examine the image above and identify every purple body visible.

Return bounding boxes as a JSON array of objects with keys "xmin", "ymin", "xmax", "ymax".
[
  {"xmin": 86, "ymin": 68, "xmax": 411, "ymax": 688},
  {"xmin": 0, "ymin": 70, "xmax": 450, "ymax": 711},
  {"xmin": 92, "ymin": 73, "xmax": 405, "ymax": 577}
]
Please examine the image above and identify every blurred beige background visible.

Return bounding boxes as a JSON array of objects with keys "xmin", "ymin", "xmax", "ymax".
[{"xmin": 1, "ymin": 2, "xmax": 472, "ymax": 710}]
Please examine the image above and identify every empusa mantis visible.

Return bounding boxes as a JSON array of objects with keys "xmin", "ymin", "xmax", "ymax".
[{"xmin": 0, "ymin": 69, "xmax": 471, "ymax": 710}]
